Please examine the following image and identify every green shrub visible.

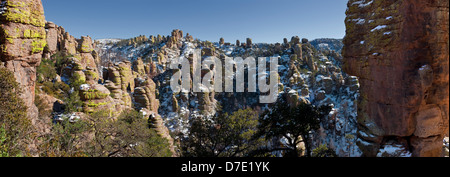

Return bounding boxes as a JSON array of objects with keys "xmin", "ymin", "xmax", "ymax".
[
  {"xmin": 0, "ymin": 68, "xmax": 31, "ymax": 157},
  {"xmin": 36, "ymin": 57, "xmax": 71, "ymax": 100},
  {"xmin": 63, "ymin": 91, "xmax": 83, "ymax": 114},
  {"xmin": 85, "ymin": 109, "xmax": 173, "ymax": 157},
  {"xmin": 255, "ymin": 96, "xmax": 331, "ymax": 157},
  {"xmin": 182, "ymin": 108, "xmax": 264, "ymax": 157},
  {"xmin": 36, "ymin": 58, "xmax": 57, "ymax": 83},
  {"xmin": 0, "ymin": 125, "xmax": 10, "ymax": 157},
  {"xmin": 312, "ymin": 144, "xmax": 337, "ymax": 157},
  {"xmin": 34, "ymin": 94, "xmax": 52, "ymax": 119},
  {"xmin": 37, "ymin": 118, "xmax": 90, "ymax": 157}
]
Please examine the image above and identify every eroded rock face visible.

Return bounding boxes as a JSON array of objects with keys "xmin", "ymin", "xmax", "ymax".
[
  {"xmin": 45, "ymin": 21, "xmax": 57, "ymax": 55},
  {"xmin": 142, "ymin": 108, "xmax": 177, "ymax": 156},
  {"xmin": 246, "ymin": 38, "xmax": 252, "ymax": 48},
  {"xmin": 0, "ymin": 0, "xmax": 46, "ymax": 127},
  {"xmin": 343, "ymin": 0, "xmax": 449, "ymax": 157},
  {"xmin": 134, "ymin": 77, "xmax": 160, "ymax": 113},
  {"xmin": 57, "ymin": 26, "xmax": 77, "ymax": 55}
]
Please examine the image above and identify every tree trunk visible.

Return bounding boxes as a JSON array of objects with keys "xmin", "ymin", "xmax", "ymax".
[{"xmin": 302, "ymin": 134, "xmax": 311, "ymax": 157}]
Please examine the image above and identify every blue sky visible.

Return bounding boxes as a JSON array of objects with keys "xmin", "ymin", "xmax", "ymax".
[{"xmin": 42, "ymin": 0, "xmax": 348, "ymax": 43}]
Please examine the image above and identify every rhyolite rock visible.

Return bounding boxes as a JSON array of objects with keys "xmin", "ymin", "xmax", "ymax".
[
  {"xmin": 45, "ymin": 21, "xmax": 58, "ymax": 55},
  {"xmin": 104, "ymin": 61, "xmax": 134, "ymax": 108},
  {"xmin": 132, "ymin": 57, "xmax": 146, "ymax": 76},
  {"xmin": 293, "ymin": 44, "xmax": 303, "ymax": 62},
  {"xmin": 142, "ymin": 108, "xmax": 177, "ymax": 156},
  {"xmin": 302, "ymin": 38, "xmax": 309, "ymax": 44},
  {"xmin": 291, "ymin": 36, "xmax": 300, "ymax": 45},
  {"xmin": 343, "ymin": 0, "xmax": 449, "ymax": 157},
  {"xmin": 57, "ymin": 27, "xmax": 77, "ymax": 55},
  {"xmin": 246, "ymin": 38, "xmax": 252, "ymax": 48},
  {"xmin": 133, "ymin": 77, "xmax": 160, "ymax": 112},
  {"xmin": 219, "ymin": 37, "xmax": 224, "ymax": 45},
  {"xmin": 0, "ymin": 0, "xmax": 47, "ymax": 131},
  {"xmin": 0, "ymin": 0, "xmax": 51, "ymax": 155}
]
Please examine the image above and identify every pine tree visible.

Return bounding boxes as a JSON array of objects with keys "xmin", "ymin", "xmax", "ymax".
[
  {"xmin": 0, "ymin": 68, "xmax": 31, "ymax": 156},
  {"xmin": 255, "ymin": 96, "xmax": 331, "ymax": 157}
]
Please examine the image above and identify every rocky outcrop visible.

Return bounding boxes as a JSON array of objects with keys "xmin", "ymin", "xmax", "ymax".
[
  {"xmin": 293, "ymin": 44, "xmax": 303, "ymax": 62},
  {"xmin": 106, "ymin": 61, "xmax": 135, "ymax": 92},
  {"xmin": 302, "ymin": 38, "xmax": 309, "ymax": 44},
  {"xmin": 132, "ymin": 57, "xmax": 146, "ymax": 76},
  {"xmin": 143, "ymin": 108, "xmax": 177, "ymax": 156},
  {"xmin": 246, "ymin": 38, "xmax": 252, "ymax": 48},
  {"xmin": 219, "ymin": 37, "xmax": 225, "ymax": 45},
  {"xmin": 171, "ymin": 29, "xmax": 183, "ymax": 41},
  {"xmin": 104, "ymin": 61, "xmax": 134, "ymax": 108},
  {"xmin": 56, "ymin": 26, "xmax": 77, "ymax": 55},
  {"xmin": 79, "ymin": 83, "xmax": 112, "ymax": 113},
  {"xmin": 343, "ymin": 0, "xmax": 449, "ymax": 157},
  {"xmin": 44, "ymin": 21, "xmax": 57, "ymax": 55},
  {"xmin": 185, "ymin": 33, "xmax": 193, "ymax": 42},
  {"xmin": 291, "ymin": 36, "xmax": 300, "ymax": 45},
  {"xmin": 133, "ymin": 77, "xmax": 160, "ymax": 112},
  {"xmin": 0, "ymin": 0, "xmax": 46, "ymax": 129}
]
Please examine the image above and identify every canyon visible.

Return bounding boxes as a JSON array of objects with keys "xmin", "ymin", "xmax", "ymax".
[{"xmin": 0, "ymin": 0, "xmax": 448, "ymax": 157}]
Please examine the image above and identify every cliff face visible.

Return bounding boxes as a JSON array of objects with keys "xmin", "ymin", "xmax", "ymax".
[
  {"xmin": 0, "ymin": 0, "xmax": 46, "ymax": 129},
  {"xmin": 343, "ymin": 0, "xmax": 449, "ymax": 157}
]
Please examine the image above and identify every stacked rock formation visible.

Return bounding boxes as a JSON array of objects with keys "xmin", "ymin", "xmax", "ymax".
[
  {"xmin": 246, "ymin": 38, "xmax": 252, "ymax": 48},
  {"xmin": 44, "ymin": 21, "xmax": 57, "ymax": 57},
  {"xmin": 144, "ymin": 108, "xmax": 177, "ymax": 156},
  {"xmin": 0, "ymin": 0, "xmax": 46, "ymax": 129},
  {"xmin": 132, "ymin": 57, "xmax": 146, "ymax": 76},
  {"xmin": 219, "ymin": 37, "xmax": 225, "ymax": 45},
  {"xmin": 134, "ymin": 77, "xmax": 160, "ymax": 113},
  {"xmin": 56, "ymin": 25, "xmax": 77, "ymax": 55},
  {"xmin": 291, "ymin": 36, "xmax": 300, "ymax": 45},
  {"xmin": 343, "ymin": 0, "xmax": 449, "ymax": 157},
  {"xmin": 79, "ymin": 83, "xmax": 113, "ymax": 114},
  {"xmin": 77, "ymin": 36, "xmax": 100, "ymax": 74},
  {"xmin": 103, "ymin": 61, "xmax": 135, "ymax": 107},
  {"xmin": 293, "ymin": 43, "xmax": 302, "ymax": 61}
]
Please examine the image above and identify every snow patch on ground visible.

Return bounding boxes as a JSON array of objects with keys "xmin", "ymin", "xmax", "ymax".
[{"xmin": 377, "ymin": 144, "xmax": 412, "ymax": 157}]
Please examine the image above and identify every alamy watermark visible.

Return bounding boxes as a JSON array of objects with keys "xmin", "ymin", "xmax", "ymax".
[{"xmin": 170, "ymin": 49, "xmax": 279, "ymax": 103}]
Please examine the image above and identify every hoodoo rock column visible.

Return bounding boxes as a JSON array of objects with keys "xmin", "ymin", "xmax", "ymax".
[
  {"xmin": 343, "ymin": 0, "xmax": 449, "ymax": 157},
  {"xmin": 0, "ymin": 0, "xmax": 46, "ymax": 129}
]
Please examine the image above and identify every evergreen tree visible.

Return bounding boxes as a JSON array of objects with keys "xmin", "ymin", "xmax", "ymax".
[
  {"xmin": 255, "ymin": 96, "xmax": 331, "ymax": 157},
  {"xmin": 0, "ymin": 68, "xmax": 31, "ymax": 156},
  {"xmin": 182, "ymin": 108, "xmax": 265, "ymax": 157},
  {"xmin": 85, "ymin": 109, "xmax": 173, "ymax": 157}
]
